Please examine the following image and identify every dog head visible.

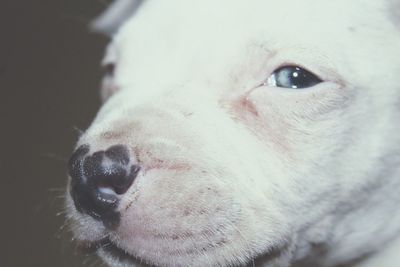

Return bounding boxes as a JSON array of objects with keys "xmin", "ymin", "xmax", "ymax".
[{"xmin": 65, "ymin": 0, "xmax": 400, "ymax": 266}]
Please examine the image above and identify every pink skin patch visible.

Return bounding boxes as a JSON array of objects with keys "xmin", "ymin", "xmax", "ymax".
[
  {"xmin": 235, "ymin": 95, "xmax": 259, "ymax": 117},
  {"xmin": 230, "ymin": 93, "xmax": 293, "ymax": 157},
  {"xmin": 133, "ymin": 148, "xmax": 192, "ymax": 172}
]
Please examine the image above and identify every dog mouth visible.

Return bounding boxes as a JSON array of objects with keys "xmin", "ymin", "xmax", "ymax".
[
  {"xmin": 101, "ymin": 241, "xmax": 156, "ymax": 267},
  {"xmin": 77, "ymin": 237, "xmax": 154, "ymax": 267},
  {"xmin": 77, "ymin": 237, "xmax": 287, "ymax": 267}
]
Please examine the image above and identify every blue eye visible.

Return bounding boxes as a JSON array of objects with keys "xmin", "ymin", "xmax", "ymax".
[{"xmin": 267, "ymin": 66, "xmax": 322, "ymax": 89}]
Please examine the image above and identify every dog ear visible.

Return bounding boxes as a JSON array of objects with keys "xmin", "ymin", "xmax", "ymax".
[
  {"xmin": 90, "ymin": 0, "xmax": 144, "ymax": 36},
  {"xmin": 388, "ymin": 0, "xmax": 400, "ymax": 30}
]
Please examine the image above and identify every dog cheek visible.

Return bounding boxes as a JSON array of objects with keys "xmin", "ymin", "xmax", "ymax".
[
  {"xmin": 100, "ymin": 76, "xmax": 120, "ymax": 102},
  {"xmin": 228, "ymin": 94, "xmax": 295, "ymax": 158}
]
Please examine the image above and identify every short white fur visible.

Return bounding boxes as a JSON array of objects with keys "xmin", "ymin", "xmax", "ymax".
[{"xmin": 66, "ymin": 0, "xmax": 400, "ymax": 266}]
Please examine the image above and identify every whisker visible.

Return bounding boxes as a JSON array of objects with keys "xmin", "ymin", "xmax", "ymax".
[
  {"xmin": 55, "ymin": 194, "xmax": 67, "ymax": 200},
  {"xmin": 55, "ymin": 224, "xmax": 70, "ymax": 240},
  {"xmin": 56, "ymin": 210, "xmax": 67, "ymax": 217},
  {"xmin": 72, "ymin": 126, "xmax": 85, "ymax": 136},
  {"xmin": 48, "ymin": 187, "xmax": 66, "ymax": 193}
]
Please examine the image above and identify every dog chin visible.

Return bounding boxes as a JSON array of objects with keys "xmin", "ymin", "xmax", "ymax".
[
  {"xmin": 73, "ymin": 212, "xmax": 294, "ymax": 267},
  {"xmin": 94, "ymin": 238, "xmax": 293, "ymax": 267},
  {"xmin": 98, "ymin": 243, "xmax": 149, "ymax": 267}
]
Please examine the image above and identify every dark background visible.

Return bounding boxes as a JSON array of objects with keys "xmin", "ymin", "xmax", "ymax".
[{"xmin": 0, "ymin": 1, "xmax": 112, "ymax": 266}]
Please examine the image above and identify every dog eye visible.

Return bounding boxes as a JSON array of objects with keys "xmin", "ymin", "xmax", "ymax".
[
  {"xmin": 267, "ymin": 66, "xmax": 322, "ymax": 89},
  {"xmin": 102, "ymin": 63, "xmax": 115, "ymax": 77}
]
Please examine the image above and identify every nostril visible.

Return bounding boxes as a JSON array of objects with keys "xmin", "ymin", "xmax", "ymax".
[
  {"xmin": 105, "ymin": 144, "xmax": 130, "ymax": 166},
  {"xmin": 90, "ymin": 163, "xmax": 140, "ymax": 195},
  {"xmin": 105, "ymin": 165, "xmax": 141, "ymax": 194}
]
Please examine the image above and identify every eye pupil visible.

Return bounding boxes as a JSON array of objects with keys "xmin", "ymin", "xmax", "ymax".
[{"xmin": 271, "ymin": 66, "xmax": 322, "ymax": 89}]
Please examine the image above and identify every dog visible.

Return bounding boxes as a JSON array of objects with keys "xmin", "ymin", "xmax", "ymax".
[{"xmin": 65, "ymin": 0, "xmax": 400, "ymax": 266}]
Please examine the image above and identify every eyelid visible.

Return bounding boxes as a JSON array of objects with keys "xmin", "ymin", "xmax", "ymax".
[
  {"xmin": 271, "ymin": 63, "xmax": 322, "ymax": 80},
  {"xmin": 259, "ymin": 48, "xmax": 343, "ymax": 85}
]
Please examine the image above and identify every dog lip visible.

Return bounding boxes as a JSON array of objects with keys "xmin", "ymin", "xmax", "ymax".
[
  {"xmin": 101, "ymin": 240, "xmax": 154, "ymax": 266},
  {"xmin": 77, "ymin": 236, "xmax": 284, "ymax": 267},
  {"xmin": 76, "ymin": 237, "xmax": 152, "ymax": 266},
  {"xmin": 97, "ymin": 241, "xmax": 282, "ymax": 267}
]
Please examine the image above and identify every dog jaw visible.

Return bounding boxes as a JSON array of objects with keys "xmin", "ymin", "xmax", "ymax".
[{"xmin": 67, "ymin": 91, "xmax": 296, "ymax": 266}]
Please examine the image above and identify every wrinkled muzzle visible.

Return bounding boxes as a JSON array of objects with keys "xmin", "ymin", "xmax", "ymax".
[{"xmin": 65, "ymin": 88, "xmax": 291, "ymax": 266}]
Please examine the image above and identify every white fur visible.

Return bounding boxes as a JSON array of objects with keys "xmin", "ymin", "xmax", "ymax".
[{"xmin": 66, "ymin": 0, "xmax": 400, "ymax": 266}]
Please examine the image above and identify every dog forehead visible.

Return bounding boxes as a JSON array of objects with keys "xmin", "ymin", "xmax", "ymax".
[
  {"xmin": 109, "ymin": 0, "xmax": 394, "ymax": 87},
  {"xmin": 115, "ymin": 0, "xmax": 388, "ymax": 47}
]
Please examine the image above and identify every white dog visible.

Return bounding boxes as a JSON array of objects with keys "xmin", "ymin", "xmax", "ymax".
[{"xmin": 65, "ymin": 0, "xmax": 400, "ymax": 266}]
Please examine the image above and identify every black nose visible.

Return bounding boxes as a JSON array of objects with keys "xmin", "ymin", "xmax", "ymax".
[{"xmin": 68, "ymin": 144, "xmax": 140, "ymax": 228}]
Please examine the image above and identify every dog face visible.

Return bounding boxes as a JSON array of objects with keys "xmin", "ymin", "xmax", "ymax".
[{"xmin": 65, "ymin": 0, "xmax": 400, "ymax": 266}]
